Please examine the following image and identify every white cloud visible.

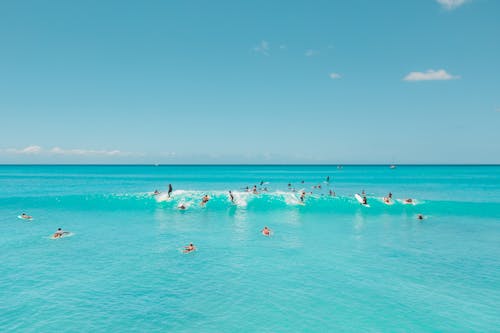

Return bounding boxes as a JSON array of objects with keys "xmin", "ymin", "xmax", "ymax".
[
  {"xmin": 1, "ymin": 145, "xmax": 133, "ymax": 157},
  {"xmin": 403, "ymin": 69, "xmax": 460, "ymax": 81},
  {"xmin": 5, "ymin": 145, "xmax": 42, "ymax": 154},
  {"xmin": 329, "ymin": 73, "xmax": 342, "ymax": 79},
  {"xmin": 436, "ymin": 0, "xmax": 468, "ymax": 10},
  {"xmin": 253, "ymin": 40, "xmax": 270, "ymax": 56},
  {"xmin": 49, "ymin": 147, "xmax": 128, "ymax": 156},
  {"xmin": 305, "ymin": 49, "xmax": 320, "ymax": 57}
]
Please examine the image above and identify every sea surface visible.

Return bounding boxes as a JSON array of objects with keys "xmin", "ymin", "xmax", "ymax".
[{"xmin": 0, "ymin": 165, "xmax": 499, "ymax": 332}]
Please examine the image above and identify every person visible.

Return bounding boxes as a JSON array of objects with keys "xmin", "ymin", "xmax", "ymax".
[
  {"xmin": 252, "ymin": 185, "xmax": 258, "ymax": 194},
  {"xmin": 388, "ymin": 192, "xmax": 393, "ymax": 199},
  {"xmin": 261, "ymin": 226, "xmax": 271, "ymax": 236},
  {"xmin": 178, "ymin": 203, "xmax": 186, "ymax": 210},
  {"xmin": 201, "ymin": 195, "xmax": 210, "ymax": 206},
  {"xmin": 168, "ymin": 184, "xmax": 173, "ymax": 198},
  {"xmin": 362, "ymin": 189, "xmax": 366, "ymax": 196},
  {"xmin": 21, "ymin": 213, "xmax": 32, "ymax": 220},
  {"xmin": 260, "ymin": 180, "xmax": 264, "ymax": 186},
  {"xmin": 329, "ymin": 190, "xmax": 335, "ymax": 197},
  {"xmin": 362, "ymin": 196, "xmax": 368, "ymax": 205},
  {"xmin": 153, "ymin": 190, "xmax": 160, "ymax": 195},
  {"xmin": 288, "ymin": 183, "xmax": 292, "ymax": 188},
  {"xmin": 183, "ymin": 243, "xmax": 196, "ymax": 253},
  {"xmin": 326, "ymin": 176, "xmax": 330, "ymax": 183},
  {"xmin": 404, "ymin": 198, "xmax": 413, "ymax": 204},
  {"xmin": 417, "ymin": 214, "xmax": 424, "ymax": 220},
  {"xmin": 229, "ymin": 190, "xmax": 234, "ymax": 203},
  {"xmin": 53, "ymin": 228, "xmax": 67, "ymax": 239},
  {"xmin": 384, "ymin": 196, "xmax": 391, "ymax": 204},
  {"xmin": 300, "ymin": 191, "xmax": 306, "ymax": 202}
]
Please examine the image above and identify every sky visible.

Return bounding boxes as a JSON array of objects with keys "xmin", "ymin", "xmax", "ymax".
[{"xmin": 0, "ymin": 0, "xmax": 499, "ymax": 164}]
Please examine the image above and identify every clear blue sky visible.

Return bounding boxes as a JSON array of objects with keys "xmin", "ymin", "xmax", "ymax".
[{"xmin": 0, "ymin": 0, "xmax": 498, "ymax": 164}]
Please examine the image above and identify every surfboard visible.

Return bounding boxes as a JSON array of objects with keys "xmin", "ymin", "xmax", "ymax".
[
  {"xmin": 355, "ymin": 194, "xmax": 370, "ymax": 207},
  {"xmin": 50, "ymin": 232, "xmax": 73, "ymax": 239},
  {"xmin": 18, "ymin": 215, "xmax": 33, "ymax": 221}
]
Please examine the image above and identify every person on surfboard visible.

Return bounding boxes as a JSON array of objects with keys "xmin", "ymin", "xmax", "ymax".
[
  {"xmin": 183, "ymin": 243, "xmax": 196, "ymax": 253},
  {"xmin": 168, "ymin": 184, "xmax": 173, "ymax": 198}
]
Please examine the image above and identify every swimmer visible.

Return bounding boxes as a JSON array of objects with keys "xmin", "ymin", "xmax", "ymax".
[
  {"xmin": 20, "ymin": 213, "xmax": 32, "ymax": 220},
  {"xmin": 53, "ymin": 228, "xmax": 68, "ymax": 239},
  {"xmin": 229, "ymin": 190, "xmax": 234, "ymax": 203},
  {"xmin": 168, "ymin": 184, "xmax": 173, "ymax": 198},
  {"xmin": 404, "ymin": 198, "xmax": 413, "ymax": 204},
  {"xmin": 252, "ymin": 185, "xmax": 258, "ymax": 194},
  {"xmin": 178, "ymin": 204, "xmax": 186, "ymax": 210},
  {"xmin": 300, "ymin": 191, "xmax": 306, "ymax": 202},
  {"xmin": 261, "ymin": 226, "xmax": 271, "ymax": 236},
  {"xmin": 153, "ymin": 190, "xmax": 160, "ymax": 196},
  {"xmin": 417, "ymin": 214, "xmax": 424, "ymax": 220},
  {"xmin": 183, "ymin": 243, "xmax": 196, "ymax": 253},
  {"xmin": 201, "ymin": 195, "xmax": 210, "ymax": 206},
  {"xmin": 288, "ymin": 183, "xmax": 292, "ymax": 188}
]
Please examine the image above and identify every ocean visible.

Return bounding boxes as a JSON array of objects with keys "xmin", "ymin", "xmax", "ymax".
[{"xmin": 1, "ymin": 165, "xmax": 499, "ymax": 332}]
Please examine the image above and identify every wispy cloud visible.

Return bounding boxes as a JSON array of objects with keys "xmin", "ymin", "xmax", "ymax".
[
  {"xmin": 403, "ymin": 69, "xmax": 460, "ymax": 81},
  {"xmin": 253, "ymin": 40, "xmax": 270, "ymax": 56},
  {"xmin": 305, "ymin": 49, "xmax": 320, "ymax": 57},
  {"xmin": 436, "ymin": 0, "xmax": 468, "ymax": 10},
  {"xmin": 1, "ymin": 145, "xmax": 135, "ymax": 157},
  {"xmin": 329, "ymin": 73, "xmax": 342, "ymax": 79},
  {"xmin": 49, "ymin": 147, "xmax": 129, "ymax": 156},
  {"xmin": 5, "ymin": 145, "xmax": 42, "ymax": 154}
]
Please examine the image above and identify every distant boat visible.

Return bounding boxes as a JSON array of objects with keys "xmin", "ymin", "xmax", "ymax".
[{"xmin": 390, "ymin": 165, "xmax": 396, "ymax": 169}]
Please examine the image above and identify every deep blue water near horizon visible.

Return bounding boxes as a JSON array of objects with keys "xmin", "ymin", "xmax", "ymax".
[{"xmin": 1, "ymin": 165, "xmax": 499, "ymax": 332}]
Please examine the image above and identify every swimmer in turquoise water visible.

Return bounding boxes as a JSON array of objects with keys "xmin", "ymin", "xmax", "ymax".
[
  {"xmin": 183, "ymin": 243, "xmax": 196, "ymax": 253},
  {"xmin": 53, "ymin": 228, "xmax": 68, "ymax": 238},
  {"xmin": 201, "ymin": 195, "xmax": 210, "ymax": 206},
  {"xmin": 261, "ymin": 226, "xmax": 271, "ymax": 236},
  {"xmin": 21, "ymin": 213, "xmax": 32, "ymax": 219}
]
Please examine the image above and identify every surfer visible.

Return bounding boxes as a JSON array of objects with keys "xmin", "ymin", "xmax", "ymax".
[
  {"xmin": 363, "ymin": 196, "xmax": 368, "ymax": 205},
  {"xmin": 53, "ymin": 228, "xmax": 68, "ymax": 239},
  {"xmin": 404, "ymin": 198, "xmax": 413, "ymax": 204},
  {"xmin": 153, "ymin": 190, "xmax": 160, "ymax": 196},
  {"xmin": 21, "ymin": 213, "xmax": 32, "ymax": 220},
  {"xmin": 168, "ymin": 184, "xmax": 173, "ymax": 198},
  {"xmin": 183, "ymin": 243, "xmax": 196, "ymax": 253},
  {"xmin": 300, "ymin": 191, "xmax": 306, "ymax": 203},
  {"xmin": 178, "ymin": 203, "xmax": 186, "ymax": 210},
  {"xmin": 261, "ymin": 226, "xmax": 271, "ymax": 236},
  {"xmin": 201, "ymin": 195, "xmax": 210, "ymax": 206},
  {"xmin": 388, "ymin": 192, "xmax": 393, "ymax": 199},
  {"xmin": 252, "ymin": 185, "xmax": 258, "ymax": 194},
  {"xmin": 229, "ymin": 190, "xmax": 234, "ymax": 203}
]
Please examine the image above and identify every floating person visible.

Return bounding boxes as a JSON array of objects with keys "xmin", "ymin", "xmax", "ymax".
[
  {"xmin": 417, "ymin": 214, "xmax": 424, "ymax": 220},
  {"xmin": 229, "ymin": 190, "xmax": 234, "ymax": 203},
  {"xmin": 252, "ymin": 185, "xmax": 258, "ymax": 194},
  {"xmin": 53, "ymin": 228, "xmax": 69, "ymax": 239},
  {"xmin": 404, "ymin": 198, "xmax": 414, "ymax": 204},
  {"xmin": 183, "ymin": 243, "xmax": 196, "ymax": 253},
  {"xmin": 261, "ymin": 226, "xmax": 271, "ymax": 236},
  {"xmin": 168, "ymin": 184, "xmax": 173, "ymax": 198},
  {"xmin": 20, "ymin": 213, "xmax": 33, "ymax": 220},
  {"xmin": 153, "ymin": 190, "xmax": 160, "ymax": 196},
  {"xmin": 287, "ymin": 183, "xmax": 292, "ymax": 188},
  {"xmin": 201, "ymin": 195, "xmax": 210, "ymax": 206}
]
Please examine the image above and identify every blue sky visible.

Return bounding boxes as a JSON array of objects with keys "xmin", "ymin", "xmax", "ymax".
[{"xmin": 0, "ymin": 0, "xmax": 498, "ymax": 164}]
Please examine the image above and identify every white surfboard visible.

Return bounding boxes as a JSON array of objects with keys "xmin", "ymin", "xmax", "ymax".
[
  {"xmin": 18, "ymin": 215, "xmax": 34, "ymax": 221},
  {"xmin": 355, "ymin": 194, "xmax": 370, "ymax": 207}
]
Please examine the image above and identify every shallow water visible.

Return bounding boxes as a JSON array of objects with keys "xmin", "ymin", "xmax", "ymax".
[{"xmin": 1, "ymin": 165, "xmax": 499, "ymax": 332}]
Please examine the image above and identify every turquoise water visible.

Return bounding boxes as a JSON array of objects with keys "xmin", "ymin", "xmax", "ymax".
[{"xmin": 1, "ymin": 165, "xmax": 499, "ymax": 332}]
